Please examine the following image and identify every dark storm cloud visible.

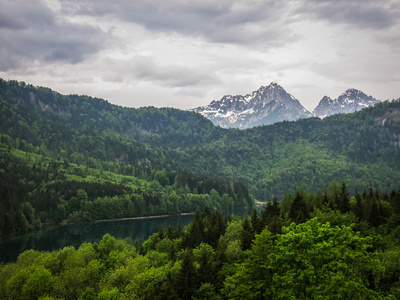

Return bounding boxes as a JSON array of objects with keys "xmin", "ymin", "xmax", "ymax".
[
  {"xmin": 297, "ymin": 0, "xmax": 400, "ymax": 30},
  {"xmin": 60, "ymin": 0, "xmax": 295, "ymax": 46},
  {"xmin": 0, "ymin": 0, "xmax": 106, "ymax": 71}
]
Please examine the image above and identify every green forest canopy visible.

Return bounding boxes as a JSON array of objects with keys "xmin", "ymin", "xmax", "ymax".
[
  {"xmin": 1, "ymin": 78, "xmax": 399, "ymax": 196},
  {"xmin": 2, "ymin": 183, "xmax": 400, "ymax": 299},
  {"xmin": 0, "ymin": 78, "xmax": 400, "ymax": 236}
]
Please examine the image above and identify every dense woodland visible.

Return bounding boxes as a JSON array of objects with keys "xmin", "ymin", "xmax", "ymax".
[
  {"xmin": 1, "ymin": 79, "xmax": 400, "ymax": 200},
  {"xmin": 0, "ymin": 143, "xmax": 251, "ymax": 236},
  {"xmin": 2, "ymin": 184, "xmax": 400, "ymax": 299},
  {"xmin": 1, "ymin": 79, "xmax": 400, "ymax": 298},
  {"xmin": 0, "ymin": 78, "xmax": 399, "ymax": 234}
]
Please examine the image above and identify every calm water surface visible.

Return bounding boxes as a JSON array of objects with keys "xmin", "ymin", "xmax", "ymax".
[{"xmin": 0, "ymin": 208, "xmax": 254, "ymax": 263}]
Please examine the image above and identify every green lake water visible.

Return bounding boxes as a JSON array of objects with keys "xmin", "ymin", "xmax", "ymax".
[{"xmin": 0, "ymin": 208, "xmax": 254, "ymax": 263}]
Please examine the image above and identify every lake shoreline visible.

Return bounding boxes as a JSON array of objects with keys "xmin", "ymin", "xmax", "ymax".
[{"xmin": 95, "ymin": 212, "xmax": 195, "ymax": 223}]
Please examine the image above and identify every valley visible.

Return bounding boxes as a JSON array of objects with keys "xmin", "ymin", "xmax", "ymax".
[{"xmin": 0, "ymin": 78, "xmax": 399, "ymax": 236}]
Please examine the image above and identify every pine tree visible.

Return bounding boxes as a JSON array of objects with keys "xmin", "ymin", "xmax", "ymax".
[
  {"xmin": 175, "ymin": 249, "xmax": 198, "ymax": 300},
  {"xmin": 289, "ymin": 191, "xmax": 309, "ymax": 224},
  {"xmin": 339, "ymin": 182, "xmax": 350, "ymax": 213},
  {"xmin": 251, "ymin": 208, "xmax": 261, "ymax": 234},
  {"xmin": 241, "ymin": 216, "xmax": 253, "ymax": 251},
  {"xmin": 353, "ymin": 190, "xmax": 364, "ymax": 221}
]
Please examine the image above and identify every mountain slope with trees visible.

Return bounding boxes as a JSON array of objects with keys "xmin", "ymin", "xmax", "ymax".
[{"xmin": 0, "ymin": 79, "xmax": 400, "ymax": 235}]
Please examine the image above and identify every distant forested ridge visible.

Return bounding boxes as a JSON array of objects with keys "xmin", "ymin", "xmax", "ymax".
[{"xmin": 0, "ymin": 79, "xmax": 400, "ymax": 235}]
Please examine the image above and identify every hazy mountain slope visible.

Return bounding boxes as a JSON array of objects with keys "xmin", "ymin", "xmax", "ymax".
[{"xmin": 0, "ymin": 79, "xmax": 224, "ymax": 151}]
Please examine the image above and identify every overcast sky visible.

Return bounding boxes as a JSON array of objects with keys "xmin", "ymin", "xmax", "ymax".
[{"xmin": 1, "ymin": 0, "xmax": 399, "ymax": 111}]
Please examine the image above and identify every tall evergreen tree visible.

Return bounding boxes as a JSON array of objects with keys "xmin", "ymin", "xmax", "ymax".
[
  {"xmin": 289, "ymin": 191, "xmax": 309, "ymax": 224},
  {"xmin": 352, "ymin": 190, "xmax": 364, "ymax": 221},
  {"xmin": 241, "ymin": 216, "xmax": 253, "ymax": 251},
  {"xmin": 175, "ymin": 249, "xmax": 198, "ymax": 300},
  {"xmin": 250, "ymin": 208, "xmax": 261, "ymax": 234},
  {"xmin": 339, "ymin": 182, "xmax": 350, "ymax": 213}
]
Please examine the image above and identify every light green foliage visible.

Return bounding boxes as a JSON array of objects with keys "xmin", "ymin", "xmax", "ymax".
[
  {"xmin": 193, "ymin": 283, "xmax": 221, "ymax": 300},
  {"xmin": 154, "ymin": 170, "xmax": 169, "ymax": 187},
  {"xmin": 270, "ymin": 218, "xmax": 383, "ymax": 299},
  {"xmin": 223, "ymin": 228, "xmax": 274, "ymax": 299},
  {"xmin": 145, "ymin": 250, "xmax": 169, "ymax": 268},
  {"xmin": 97, "ymin": 287, "xmax": 121, "ymax": 300},
  {"xmin": 100, "ymin": 255, "xmax": 150, "ymax": 294},
  {"xmin": 193, "ymin": 242, "xmax": 215, "ymax": 264},
  {"xmin": 310, "ymin": 207, "xmax": 358, "ymax": 227},
  {"xmin": 21, "ymin": 265, "xmax": 54, "ymax": 300},
  {"xmin": 219, "ymin": 218, "xmax": 245, "ymax": 263},
  {"xmin": 124, "ymin": 265, "xmax": 168, "ymax": 299},
  {"xmin": 3, "ymin": 202, "xmax": 400, "ymax": 299},
  {"xmin": 225, "ymin": 218, "xmax": 390, "ymax": 299},
  {"xmin": 219, "ymin": 218, "xmax": 243, "ymax": 245}
]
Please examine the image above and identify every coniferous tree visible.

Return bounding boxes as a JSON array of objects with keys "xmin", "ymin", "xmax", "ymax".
[
  {"xmin": 352, "ymin": 190, "xmax": 364, "ymax": 221},
  {"xmin": 195, "ymin": 243, "xmax": 216, "ymax": 285},
  {"xmin": 175, "ymin": 249, "xmax": 198, "ymax": 300},
  {"xmin": 339, "ymin": 182, "xmax": 350, "ymax": 213},
  {"xmin": 183, "ymin": 210, "xmax": 203, "ymax": 248},
  {"xmin": 241, "ymin": 216, "xmax": 253, "ymax": 251},
  {"xmin": 289, "ymin": 191, "xmax": 309, "ymax": 224},
  {"xmin": 250, "ymin": 208, "xmax": 261, "ymax": 234}
]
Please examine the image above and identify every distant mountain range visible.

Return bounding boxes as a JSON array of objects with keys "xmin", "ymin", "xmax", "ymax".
[{"xmin": 192, "ymin": 83, "xmax": 380, "ymax": 128}]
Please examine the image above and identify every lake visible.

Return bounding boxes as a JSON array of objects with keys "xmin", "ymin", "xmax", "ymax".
[{"xmin": 0, "ymin": 208, "xmax": 255, "ymax": 263}]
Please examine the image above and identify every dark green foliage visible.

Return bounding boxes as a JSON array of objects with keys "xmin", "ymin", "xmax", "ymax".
[
  {"xmin": 289, "ymin": 191, "xmax": 309, "ymax": 224},
  {"xmin": 182, "ymin": 208, "xmax": 226, "ymax": 249},
  {"xmin": 0, "ymin": 143, "xmax": 245, "ymax": 235},
  {"xmin": 250, "ymin": 208, "xmax": 262, "ymax": 234},
  {"xmin": 175, "ymin": 249, "xmax": 198, "ymax": 300},
  {"xmin": 339, "ymin": 181, "xmax": 350, "ymax": 213},
  {"xmin": 241, "ymin": 216, "xmax": 253, "ymax": 251}
]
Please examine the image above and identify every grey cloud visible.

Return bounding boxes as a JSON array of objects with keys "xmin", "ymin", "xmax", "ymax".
[
  {"xmin": 0, "ymin": 0, "xmax": 106, "ymax": 71},
  {"xmin": 100, "ymin": 55, "xmax": 220, "ymax": 88},
  {"xmin": 0, "ymin": 1, "xmax": 55, "ymax": 30},
  {"xmin": 296, "ymin": 0, "xmax": 400, "ymax": 30},
  {"xmin": 60, "ymin": 0, "xmax": 295, "ymax": 47},
  {"xmin": 312, "ymin": 55, "xmax": 400, "ymax": 84}
]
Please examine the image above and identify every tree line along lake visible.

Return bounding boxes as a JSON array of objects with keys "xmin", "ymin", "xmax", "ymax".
[{"xmin": 0, "ymin": 208, "xmax": 254, "ymax": 263}]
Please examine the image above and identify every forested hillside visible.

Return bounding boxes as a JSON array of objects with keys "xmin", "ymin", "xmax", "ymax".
[
  {"xmin": 2, "ymin": 183, "xmax": 400, "ymax": 299},
  {"xmin": 1, "ymin": 79, "xmax": 400, "ymax": 235},
  {"xmin": 0, "ymin": 143, "xmax": 251, "ymax": 236}
]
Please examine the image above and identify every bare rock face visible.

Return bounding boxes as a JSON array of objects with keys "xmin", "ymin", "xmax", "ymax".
[{"xmin": 313, "ymin": 89, "xmax": 380, "ymax": 118}]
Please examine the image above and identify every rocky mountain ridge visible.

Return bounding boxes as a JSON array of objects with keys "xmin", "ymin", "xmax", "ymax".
[
  {"xmin": 192, "ymin": 83, "xmax": 312, "ymax": 128},
  {"xmin": 313, "ymin": 88, "xmax": 380, "ymax": 118},
  {"xmin": 193, "ymin": 84, "xmax": 380, "ymax": 128}
]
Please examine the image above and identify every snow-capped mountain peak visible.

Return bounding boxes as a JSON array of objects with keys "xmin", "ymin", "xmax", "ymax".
[
  {"xmin": 191, "ymin": 83, "xmax": 312, "ymax": 129},
  {"xmin": 313, "ymin": 88, "xmax": 380, "ymax": 118}
]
